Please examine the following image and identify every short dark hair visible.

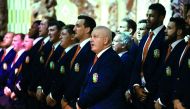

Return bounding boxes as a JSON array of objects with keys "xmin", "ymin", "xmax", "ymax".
[
  {"xmin": 42, "ymin": 16, "xmax": 57, "ymax": 27},
  {"xmin": 149, "ymin": 3, "xmax": 166, "ymax": 17},
  {"xmin": 112, "ymin": 31, "xmax": 116, "ymax": 41},
  {"xmin": 15, "ymin": 33, "xmax": 25, "ymax": 40},
  {"xmin": 122, "ymin": 18, "xmax": 137, "ymax": 35},
  {"xmin": 63, "ymin": 24, "xmax": 75, "ymax": 35},
  {"xmin": 78, "ymin": 15, "xmax": 96, "ymax": 33},
  {"xmin": 170, "ymin": 17, "xmax": 186, "ymax": 36},
  {"xmin": 33, "ymin": 20, "xmax": 41, "ymax": 25},
  {"xmin": 49, "ymin": 20, "xmax": 65, "ymax": 30},
  {"xmin": 58, "ymin": 20, "xmax": 66, "ymax": 29}
]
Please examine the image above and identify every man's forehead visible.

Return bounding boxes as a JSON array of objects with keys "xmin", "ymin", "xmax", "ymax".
[
  {"xmin": 5, "ymin": 33, "xmax": 13, "ymax": 37},
  {"xmin": 76, "ymin": 19, "xmax": 85, "ymax": 24}
]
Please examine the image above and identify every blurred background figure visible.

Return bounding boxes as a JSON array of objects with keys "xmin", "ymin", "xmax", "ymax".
[
  {"xmin": 28, "ymin": 20, "xmax": 41, "ymax": 39},
  {"xmin": 117, "ymin": 18, "xmax": 137, "ymax": 37},
  {"xmin": 136, "ymin": 19, "xmax": 149, "ymax": 44},
  {"xmin": 31, "ymin": 0, "xmax": 57, "ymax": 22},
  {"xmin": 23, "ymin": 34, "xmax": 34, "ymax": 51}
]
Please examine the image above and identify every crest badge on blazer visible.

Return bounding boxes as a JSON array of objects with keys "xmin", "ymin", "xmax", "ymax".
[
  {"xmin": 74, "ymin": 63, "xmax": 80, "ymax": 72},
  {"xmin": 25, "ymin": 56, "xmax": 30, "ymax": 64},
  {"xmin": 15, "ymin": 68, "xmax": 19, "ymax": 75},
  {"xmin": 154, "ymin": 49, "xmax": 160, "ymax": 58},
  {"xmin": 166, "ymin": 66, "xmax": 171, "ymax": 76},
  {"xmin": 3, "ymin": 63, "xmax": 7, "ymax": 70},
  {"xmin": 50, "ymin": 61, "xmax": 54, "ymax": 70},
  {"xmin": 92, "ymin": 73, "xmax": 98, "ymax": 83},
  {"xmin": 60, "ymin": 65, "xmax": 65, "ymax": 74},
  {"xmin": 40, "ymin": 56, "xmax": 44, "ymax": 64}
]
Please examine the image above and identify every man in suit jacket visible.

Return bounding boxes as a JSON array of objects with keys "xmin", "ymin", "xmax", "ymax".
[
  {"xmin": 44, "ymin": 25, "xmax": 78, "ymax": 109},
  {"xmin": 117, "ymin": 18, "xmax": 138, "ymax": 64},
  {"xmin": 3, "ymin": 33, "xmax": 28, "ymax": 109},
  {"xmin": 29, "ymin": 17, "xmax": 55, "ymax": 96},
  {"xmin": 130, "ymin": 3, "xmax": 166, "ymax": 109},
  {"xmin": 33, "ymin": 17, "xmax": 57, "ymax": 102},
  {"xmin": 7, "ymin": 34, "xmax": 34, "ymax": 97},
  {"xmin": 112, "ymin": 32, "xmax": 134, "ymax": 90},
  {"xmin": 16, "ymin": 20, "xmax": 44, "ymax": 109},
  {"xmin": 77, "ymin": 26, "xmax": 127, "ymax": 109},
  {"xmin": 154, "ymin": 17, "xmax": 187, "ymax": 109},
  {"xmin": 62, "ymin": 15, "xmax": 96, "ymax": 109},
  {"xmin": 0, "ymin": 32, "xmax": 16, "ymax": 96},
  {"xmin": 34, "ymin": 20, "xmax": 65, "ymax": 109},
  {"xmin": 41, "ymin": 20, "xmax": 65, "ymax": 108},
  {"xmin": 0, "ymin": 32, "xmax": 15, "ymax": 64},
  {"xmin": 172, "ymin": 38, "xmax": 190, "ymax": 109}
]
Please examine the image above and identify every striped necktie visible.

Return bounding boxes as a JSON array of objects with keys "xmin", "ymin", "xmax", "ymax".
[
  {"xmin": 165, "ymin": 44, "xmax": 172, "ymax": 61},
  {"xmin": 1, "ymin": 49, "xmax": 6, "ymax": 61},
  {"xmin": 45, "ymin": 46, "xmax": 54, "ymax": 67},
  {"xmin": 140, "ymin": 32, "xmax": 154, "ymax": 84},
  {"xmin": 58, "ymin": 50, "xmax": 66, "ymax": 62},
  {"xmin": 142, "ymin": 31, "xmax": 154, "ymax": 65}
]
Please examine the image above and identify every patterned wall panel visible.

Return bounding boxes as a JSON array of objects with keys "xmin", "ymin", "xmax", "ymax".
[{"xmin": 7, "ymin": 0, "xmax": 31, "ymax": 34}]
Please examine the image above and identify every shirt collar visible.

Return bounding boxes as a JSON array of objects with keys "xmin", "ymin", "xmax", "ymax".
[
  {"xmin": 79, "ymin": 38, "xmax": 90, "ymax": 49},
  {"xmin": 171, "ymin": 39, "xmax": 183, "ymax": 51},
  {"xmin": 118, "ymin": 51, "xmax": 128, "ymax": 57},
  {"xmin": 65, "ymin": 43, "xmax": 78, "ymax": 53},
  {"xmin": 33, "ymin": 37, "xmax": 43, "ymax": 45},
  {"xmin": 5, "ymin": 46, "xmax": 13, "ymax": 55},
  {"xmin": 53, "ymin": 41, "xmax": 61, "ymax": 50},
  {"xmin": 150, "ymin": 25, "xmax": 164, "ymax": 37},
  {"xmin": 17, "ymin": 49, "xmax": 25, "ymax": 59},
  {"xmin": 97, "ymin": 46, "xmax": 111, "ymax": 58},
  {"xmin": 43, "ymin": 36, "xmax": 50, "ymax": 44}
]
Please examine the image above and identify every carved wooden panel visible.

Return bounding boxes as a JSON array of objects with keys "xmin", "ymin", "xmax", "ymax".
[{"xmin": 0, "ymin": 0, "xmax": 8, "ymax": 37}]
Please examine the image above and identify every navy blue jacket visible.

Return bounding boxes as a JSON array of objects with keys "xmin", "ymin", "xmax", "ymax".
[
  {"xmin": 30, "ymin": 40, "xmax": 53, "ymax": 90},
  {"xmin": 120, "ymin": 51, "xmax": 135, "ymax": 91},
  {"xmin": 158, "ymin": 40, "xmax": 186, "ymax": 107},
  {"xmin": 6, "ymin": 51, "xmax": 28, "ymax": 91},
  {"xmin": 130, "ymin": 26, "xmax": 166, "ymax": 99},
  {"xmin": 42, "ymin": 44, "xmax": 65, "ymax": 95},
  {"xmin": 173, "ymin": 42, "xmax": 190, "ymax": 108},
  {"xmin": 64, "ymin": 41, "xmax": 95, "ymax": 104},
  {"xmin": 50, "ymin": 45, "xmax": 77, "ymax": 101},
  {"xmin": 0, "ymin": 48, "xmax": 16, "ymax": 95},
  {"xmin": 78, "ymin": 47, "xmax": 127, "ymax": 109},
  {"xmin": 19, "ymin": 38, "xmax": 44, "ymax": 92}
]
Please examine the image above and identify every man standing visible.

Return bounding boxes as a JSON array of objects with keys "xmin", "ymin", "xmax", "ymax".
[
  {"xmin": 172, "ymin": 37, "xmax": 190, "ymax": 109},
  {"xmin": 77, "ymin": 26, "xmax": 127, "ymax": 109},
  {"xmin": 37, "ymin": 20, "xmax": 65, "ymax": 109},
  {"xmin": 0, "ymin": 32, "xmax": 16, "ymax": 94},
  {"xmin": 112, "ymin": 32, "xmax": 133, "ymax": 90},
  {"xmin": 154, "ymin": 17, "xmax": 187, "ymax": 109},
  {"xmin": 63, "ymin": 15, "xmax": 96, "ymax": 109},
  {"xmin": 130, "ymin": 3, "xmax": 166, "ymax": 109},
  {"xmin": 4, "ymin": 33, "xmax": 28, "ymax": 109}
]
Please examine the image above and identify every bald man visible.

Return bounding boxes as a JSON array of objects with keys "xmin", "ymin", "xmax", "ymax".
[{"xmin": 77, "ymin": 26, "xmax": 127, "ymax": 109}]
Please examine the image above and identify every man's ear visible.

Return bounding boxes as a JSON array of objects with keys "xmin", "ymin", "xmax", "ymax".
[
  {"xmin": 159, "ymin": 15, "xmax": 165, "ymax": 23},
  {"xmin": 177, "ymin": 29, "xmax": 182, "ymax": 36},
  {"xmin": 128, "ymin": 28, "xmax": 133, "ymax": 35},
  {"xmin": 103, "ymin": 37, "xmax": 109, "ymax": 45},
  {"xmin": 85, "ymin": 27, "xmax": 90, "ymax": 34}
]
